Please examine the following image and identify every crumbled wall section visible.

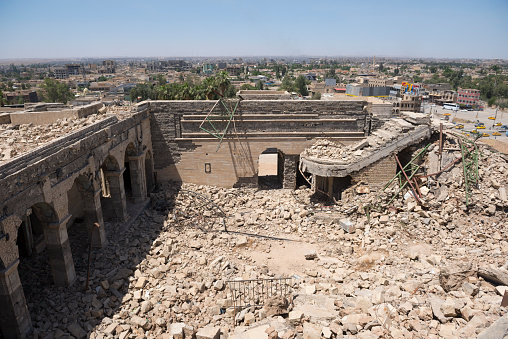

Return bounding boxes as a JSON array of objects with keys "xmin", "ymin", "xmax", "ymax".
[
  {"xmin": 351, "ymin": 156, "xmax": 397, "ymax": 186},
  {"xmin": 148, "ymin": 100, "xmax": 368, "ymax": 187}
]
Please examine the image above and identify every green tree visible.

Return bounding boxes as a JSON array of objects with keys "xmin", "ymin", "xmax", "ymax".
[
  {"xmin": 295, "ymin": 75, "xmax": 308, "ymax": 96},
  {"xmin": 39, "ymin": 78, "xmax": 74, "ymax": 104},
  {"xmin": 255, "ymin": 80, "xmax": 264, "ymax": 90},
  {"xmin": 241, "ymin": 84, "xmax": 255, "ymax": 90},
  {"xmin": 156, "ymin": 74, "xmax": 167, "ymax": 86},
  {"xmin": 98, "ymin": 75, "xmax": 108, "ymax": 82},
  {"xmin": 280, "ymin": 76, "xmax": 295, "ymax": 92},
  {"xmin": 0, "ymin": 89, "xmax": 4, "ymax": 106},
  {"xmin": 488, "ymin": 97, "xmax": 497, "ymax": 107},
  {"xmin": 324, "ymin": 68, "xmax": 336, "ymax": 80},
  {"xmin": 130, "ymin": 83, "xmax": 158, "ymax": 102},
  {"xmin": 311, "ymin": 91, "xmax": 321, "ymax": 100}
]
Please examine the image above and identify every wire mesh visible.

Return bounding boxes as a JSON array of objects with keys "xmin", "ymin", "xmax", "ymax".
[{"xmin": 226, "ymin": 277, "xmax": 294, "ymax": 310}]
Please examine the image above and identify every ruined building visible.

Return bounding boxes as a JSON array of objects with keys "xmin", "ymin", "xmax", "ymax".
[{"xmin": 0, "ymin": 99, "xmax": 433, "ymax": 337}]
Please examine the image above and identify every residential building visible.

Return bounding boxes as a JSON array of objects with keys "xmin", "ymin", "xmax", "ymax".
[
  {"xmin": 393, "ymin": 94, "xmax": 422, "ymax": 114},
  {"xmin": 225, "ymin": 66, "xmax": 241, "ymax": 76},
  {"xmin": 53, "ymin": 68, "xmax": 68, "ymax": 79},
  {"xmin": 457, "ymin": 88, "xmax": 480, "ymax": 107},
  {"xmin": 202, "ymin": 63, "xmax": 214, "ymax": 74},
  {"xmin": 65, "ymin": 64, "xmax": 81, "ymax": 76},
  {"xmin": 346, "ymin": 84, "xmax": 390, "ymax": 97},
  {"xmin": 368, "ymin": 78, "xmax": 394, "ymax": 87},
  {"xmin": 102, "ymin": 60, "xmax": 116, "ymax": 73}
]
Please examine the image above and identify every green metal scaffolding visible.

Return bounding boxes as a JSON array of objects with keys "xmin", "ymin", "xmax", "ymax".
[
  {"xmin": 199, "ymin": 98, "xmax": 240, "ymax": 151},
  {"xmin": 457, "ymin": 134, "xmax": 480, "ymax": 206}
]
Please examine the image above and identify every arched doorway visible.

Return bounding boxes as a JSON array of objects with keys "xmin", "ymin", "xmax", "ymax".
[
  {"xmin": 99, "ymin": 155, "xmax": 128, "ymax": 221},
  {"xmin": 17, "ymin": 203, "xmax": 76, "ymax": 287},
  {"xmin": 258, "ymin": 148, "xmax": 284, "ymax": 189},
  {"xmin": 123, "ymin": 143, "xmax": 136, "ymax": 200},
  {"xmin": 68, "ymin": 174, "xmax": 107, "ymax": 248}
]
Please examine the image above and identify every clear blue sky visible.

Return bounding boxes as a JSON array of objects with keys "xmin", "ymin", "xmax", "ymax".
[{"xmin": 1, "ymin": 0, "xmax": 507, "ymax": 59}]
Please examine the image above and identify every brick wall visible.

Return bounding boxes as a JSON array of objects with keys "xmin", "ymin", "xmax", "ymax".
[
  {"xmin": 350, "ymin": 156, "xmax": 396, "ymax": 186},
  {"xmin": 148, "ymin": 100, "xmax": 368, "ymax": 188}
]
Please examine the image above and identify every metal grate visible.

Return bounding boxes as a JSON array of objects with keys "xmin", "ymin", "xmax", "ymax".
[{"xmin": 226, "ymin": 277, "xmax": 294, "ymax": 310}]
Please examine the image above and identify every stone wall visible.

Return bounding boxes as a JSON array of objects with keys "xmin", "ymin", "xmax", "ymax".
[
  {"xmin": 148, "ymin": 100, "xmax": 368, "ymax": 187},
  {"xmin": 9, "ymin": 102, "xmax": 103, "ymax": 125},
  {"xmin": 350, "ymin": 156, "xmax": 397, "ymax": 186}
]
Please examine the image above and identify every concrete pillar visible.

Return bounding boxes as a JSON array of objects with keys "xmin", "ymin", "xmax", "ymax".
[
  {"xmin": 127, "ymin": 153, "xmax": 147, "ymax": 203},
  {"xmin": 44, "ymin": 215, "xmax": 76, "ymax": 286},
  {"xmin": 81, "ymin": 188, "xmax": 107, "ymax": 248},
  {"xmin": 0, "ymin": 260, "xmax": 32, "ymax": 338},
  {"xmin": 105, "ymin": 168, "xmax": 128, "ymax": 221}
]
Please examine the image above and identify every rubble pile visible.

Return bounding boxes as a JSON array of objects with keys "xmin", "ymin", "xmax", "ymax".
[
  {"xmin": 21, "ymin": 140, "xmax": 507, "ymax": 339},
  {"xmin": 0, "ymin": 109, "xmax": 132, "ymax": 163},
  {"xmin": 302, "ymin": 118, "xmax": 416, "ymax": 162}
]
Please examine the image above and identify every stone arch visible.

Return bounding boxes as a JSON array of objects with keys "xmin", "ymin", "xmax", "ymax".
[
  {"xmin": 0, "ymin": 214, "xmax": 32, "ymax": 338},
  {"xmin": 123, "ymin": 143, "xmax": 137, "ymax": 198},
  {"xmin": 17, "ymin": 202, "xmax": 76, "ymax": 286},
  {"xmin": 123, "ymin": 142, "xmax": 148, "ymax": 203},
  {"xmin": 99, "ymin": 154, "xmax": 128, "ymax": 221},
  {"xmin": 68, "ymin": 173, "xmax": 107, "ymax": 247}
]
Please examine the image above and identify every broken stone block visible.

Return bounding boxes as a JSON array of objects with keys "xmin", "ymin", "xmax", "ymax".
[
  {"xmin": 460, "ymin": 306, "xmax": 474, "ymax": 321},
  {"xmin": 264, "ymin": 296, "xmax": 289, "ymax": 317},
  {"xmin": 478, "ymin": 265, "xmax": 508, "ymax": 286},
  {"xmin": 379, "ymin": 215, "xmax": 389, "ymax": 224},
  {"xmin": 303, "ymin": 322, "xmax": 321, "ymax": 339},
  {"xmin": 244, "ymin": 312, "xmax": 255, "ymax": 325},
  {"xmin": 495, "ymin": 285, "xmax": 508, "ymax": 296},
  {"xmin": 131, "ymin": 315, "xmax": 149, "ymax": 329},
  {"xmin": 67, "ymin": 324, "xmax": 87, "ymax": 339},
  {"xmin": 305, "ymin": 285, "xmax": 316, "ymax": 294},
  {"xmin": 196, "ymin": 326, "xmax": 220, "ymax": 339},
  {"xmin": 500, "ymin": 187, "xmax": 507, "ymax": 201},
  {"xmin": 441, "ymin": 299, "xmax": 459, "ymax": 317},
  {"xmin": 462, "ymin": 282, "xmax": 479, "ymax": 297},
  {"xmin": 439, "ymin": 262, "xmax": 477, "ymax": 292},
  {"xmin": 477, "ymin": 314, "xmax": 508, "ymax": 339},
  {"xmin": 304, "ymin": 250, "xmax": 317, "ymax": 260},
  {"xmin": 339, "ymin": 218, "xmax": 355, "ymax": 233},
  {"xmin": 170, "ymin": 323, "xmax": 186, "ymax": 339},
  {"xmin": 430, "ymin": 298, "xmax": 448, "ymax": 324},
  {"xmin": 135, "ymin": 276, "xmax": 147, "ymax": 289},
  {"xmin": 322, "ymin": 326, "xmax": 332, "ymax": 339},
  {"xmin": 288, "ymin": 310, "xmax": 304, "ymax": 325},
  {"xmin": 329, "ymin": 322, "xmax": 342, "ymax": 335}
]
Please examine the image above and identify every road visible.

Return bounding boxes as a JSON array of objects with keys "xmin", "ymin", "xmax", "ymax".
[{"xmin": 422, "ymin": 104, "xmax": 508, "ymax": 139}]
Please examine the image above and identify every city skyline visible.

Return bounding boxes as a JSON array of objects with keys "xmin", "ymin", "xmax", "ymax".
[{"xmin": 1, "ymin": 0, "xmax": 508, "ymax": 60}]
